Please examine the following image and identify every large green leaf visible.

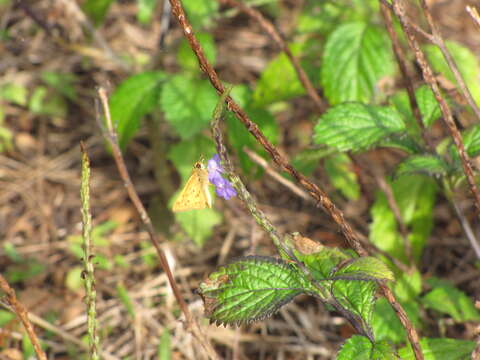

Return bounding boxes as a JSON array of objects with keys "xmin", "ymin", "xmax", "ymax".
[
  {"xmin": 321, "ymin": 22, "xmax": 395, "ymax": 105},
  {"xmin": 425, "ymin": 41, "xmax": 480, "ymax": 105},
  {"xmin": 422, "ymin": 278, "xmax": 480, "ymax": 322},
  {"xmin": 395, "ymin": 155, "xmax": 450, "ymax": 178},
  {"xmin": 110, "ymin": 71, "xmax": 166, "ymax": 149},
  {"xmin": 398, "ymin": 338, "xmax": 476, "ymax": 360},
  {"xmin": 198, "ymin": 256, "xmax": 311, "ymax": 325},
  {"xmin": 337, "ymin": 335, "xmax": 397, "ymax": 360},
  {"xmin": 369, "ymin": 175, "xmax": 437, "ymax": 263},
  {"xmin": 160, "ymin": 75, "xmax": 218, "ymax": 139},
  {"xmin": 313, "ymin": 103, "xmax": 405, "ymax": 152}
]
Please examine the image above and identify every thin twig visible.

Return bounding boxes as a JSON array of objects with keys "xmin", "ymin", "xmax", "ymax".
[
  {"xmin": 168, "ymin": 0, "xmax": 423, "ymax": 357},
  {"xmin": 391, "ymin": 0, "xmax": 480, "ymax": 218},
  {"xmin": 418, "ymin": 0, "xmax": 480, "ymax": 123},
  {"xmin": 451, "ymin": 200, "xmax": 480, "ymax": 259},
  {"xmin": 380, "ymin": 1, "xmax": 432, "ymax": 151},
  {"xmin": 0, "ymin": 275, "xmax": 47, "ymax": 360},
  {"xmin": 466, "ymin": 6, "xmax": 480, "ymax": 29},
  {"xmin": 80, "ymin": 143, "xmax": 100, "ymax": 360},
  {"xmin": 218, "ymin": 0, "xmax": 326, "ymax": 113},
  {"xmin": 243, "ymin": 147, "xmax": 312, "ymax": 202},
  {"xmin": 96, "ymin": 88, "xmax": 219, "ymax": 360}
]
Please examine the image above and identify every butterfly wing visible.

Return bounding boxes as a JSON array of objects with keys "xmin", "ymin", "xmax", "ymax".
[{"xmin": 172, "ymin": 165, "xmax": 212, "ymax": 212}]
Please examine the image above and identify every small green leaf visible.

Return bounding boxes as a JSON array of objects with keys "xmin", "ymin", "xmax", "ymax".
[
  {"xmin": 117, "ymin": 283, "xmax": 136, "ymax": 318},
  {"xmin": 462, "ymin": 124, "xmax": 480, "ymax": 157},
  {"xmin": 324, "ymin": 153, "xmax": 360, "ymax": 200},
  {"xmin": 422, "ymin": 278, "xmax": 480, "ymax": 322},
  {"xmin": 65, "ymin": 267, "xmax": 84, "ymax": 291},
  {"xmin": 137, "ymin": 0, "xmax": 157, "ymax": 24},
  {"xmin": 110, "ymin": 71, "xmax": 166, "ymax": 149},
  {"xmin": 398, "ymin": 338, "xmax": 476, "ymax": 360},
  {"xmin": 160, "ymin": 75, "xmax": 218, "ymax": 139},
  {"xmin": 337, "ymin": 335, "xmax": 397, "ymax": 360},
  {"xmin": 253, "ymin": 44, "xmax": 312, "ymax": 106},
  {"xmin": 321, "ymin": 22, "xmax": 395, "ymax": 105},
  {"xmin": 395, "ymin": 155, "xmax": 450, "ymax": 178},
  {"xmin": 334, "ymin": 257, "xmax": 394, "ymax": 282},
  {"xmin": 393, "ymin": 270, "xmax": 422, "ymax": 302},
  {"xmin": 177, "ymin": 32, "xmax": 216, "ymax": 72},
  {"xmin": 158, "ymin": 329, "xmax": 171, "ymax": 360},
  {"xmin": 29, "ymin": 86, "xmax": 67, "ymax": 117},
  {"xmin": 298, "ymin": 247, "xmax": 351, "ymax": 282},
  {"xmin": 41, "ymin": 71, "xmax": 77, "ymax": 101},
  {"xmin": 425, "ymin": 41, "xmax": 480, "ymax": 105},
  {"xmin": 82, "ymin": 0, "xmax": 115, "ymax": 25},
  {"xmin": 198, "ymin": 256, "xmax": 311, "ymax": 325},
  {"xmin": 0, "ymin": 310, "xmax": 15, "ymax": 327},
  {"xmin": 0, "ymin": 83, "xmax": 28, "ymax": 106},
  {"xmin": 182, "ymin": 0, "xmax": 218, "ymax": 28},
  {"xmin": 369, "ymin": 175, "xmax": 437, "ymax": 263},
  {"xmin": 416, "ymin": 85, "xmax": 441, "ymax": 127},
  {"xmin": 314, "ymin": 103, "xmax": 405, "ymax": 152}
]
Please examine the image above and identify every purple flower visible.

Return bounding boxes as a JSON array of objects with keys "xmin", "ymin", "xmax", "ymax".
[{"xmin": 207, "ymin": 154, "xmax": 237, "ymax": 200}]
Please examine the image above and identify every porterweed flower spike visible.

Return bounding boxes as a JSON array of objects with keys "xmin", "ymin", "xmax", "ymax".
[{"xmin": 207, "ymin": 154, "xmax": 237, "ymax": 200}]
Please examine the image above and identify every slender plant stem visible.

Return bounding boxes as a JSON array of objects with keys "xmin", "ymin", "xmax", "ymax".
[
  {"xmin": 379, "ymin": 1, "xmax": 432, "ymax": 151},
  {"xmin": 80, "ymin": 143, "xmax": 100, "ymax": 360},
  {"xmin": 96, "ymin": 88, "xmax": 219, "ymax": 360},
  {"xmin": 418, "ymin": 0, "xmax": 480, "ymax": 122},
  {"xmin": 218, "ymin": 0, "xmax": 326, "ymax": 113},
  {"xmin": 0, "ymin": 275, "xmax": 47, "ymax": 360},
  {"xmin": 391, "ymin": 0, "xmax": 480, "ymax": 218},
  {"xmin": 168, "ymin": 0, "xmax": 424, "ymax": 357}
]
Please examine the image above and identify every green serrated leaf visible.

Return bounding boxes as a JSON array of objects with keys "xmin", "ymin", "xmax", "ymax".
[
  {"xmin": 198, "ymin": 256, "xmax": 311, "ymax": 325},
  {"xmin": 110, "ymin": 71, "xmax": 166, "ymax": 149},
  {"xmin": 332, "ymin": 279, "xmax": 377, "ymax": 331},
  {"xmin": 160, "ymin": 75, "xmax": 218, "ymax": 139},
  {"xmin": 334, "ymin": 257, "xmax": 394, "ymax": 282},
  {"xmin": 422, "ymin": 278, "xmax": 480, "ymax": 322},
  {"xmin": 321, "ymin": 22, "xmax": 395, "ymax": 105},
  {"xmin": 82, "ymin": 0, "xmax": 115, "ymax": 25},
  {"xmin": 182, "ymin": 0, "xmax": 218, "ymax": 29},
  {"xmin": 398, "ymin": 338, "xmax": 476, "ymax": 360},
  {"xmin": 425, "ymin": 41, "xmax": 480, "ymax": 105},
  {"xmin": 298, "ymin": 247, "xmax": 351, "ymax": 282},
  {"xmin": 369, "ymin": 175, "xmax": 437, "ymax": 263},
  {"xmin": 395, "ymin": 155, "xmax": 450, "ymax": 178},
  {"xmin": 416, "ymin": 85, "xmax": 441, "ymax": 127},
  {"xmin": 253, "ymin": 44, "xmax": 313, "ymax": 106},
  {"xmin": 137, "ymin": 0, "xmax": 157, "ymax": 24},
  {"xmin": 372, "ymin": 297, "xmax": 420, "ymax": 344},
  {"xmin": 325, "ymin": 153, "xmax": 360, "ymax": 200},
  {"xmin": 314, "ymin": 103, "xmax": 405, "ymax": 152},
  {"xmin": 177, "ymin": 32, "xmax": 216, "ymax": 72},
  {"xmin": 337, "ymin": 335, "xmax": 397, "ymax": 360}
]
